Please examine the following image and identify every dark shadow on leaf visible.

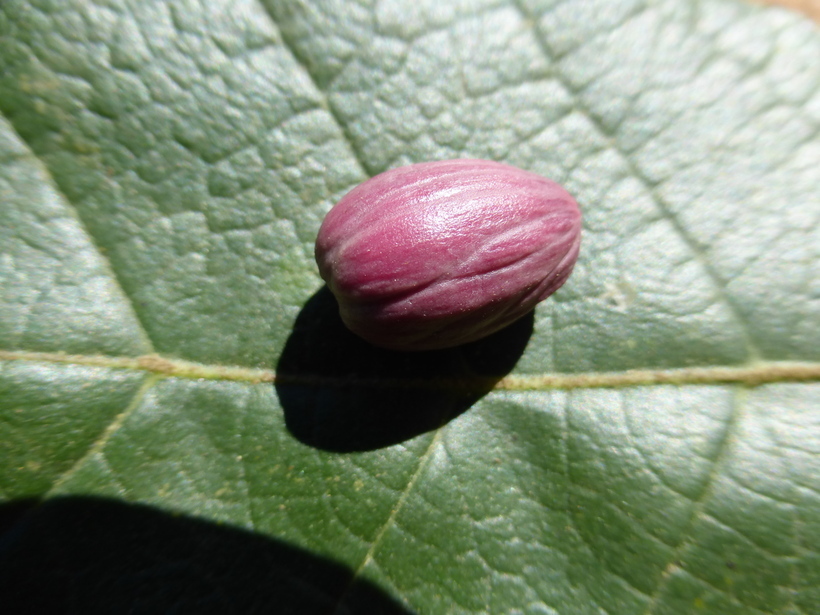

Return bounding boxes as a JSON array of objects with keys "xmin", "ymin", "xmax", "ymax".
[
  {"xmin": 0, "ymin": 497, "xmax": 39, "ymax": 541},
  {"xmin": 276, "ymin": 286, "xmax": 533, "ymax": 452},
  {"xmin": 0, "ymin": 496, "xmax": 415, "ymax": 615}
]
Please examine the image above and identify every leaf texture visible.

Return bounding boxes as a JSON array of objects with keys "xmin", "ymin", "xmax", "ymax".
[{"xmin": 1, "ymin": 1, "xmax": 818, "ymax": 613}]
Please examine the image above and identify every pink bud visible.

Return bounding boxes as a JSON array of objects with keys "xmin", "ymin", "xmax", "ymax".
[{"xmin": 315, "ymin": 159, "xmax": 581, "ymax": 351}]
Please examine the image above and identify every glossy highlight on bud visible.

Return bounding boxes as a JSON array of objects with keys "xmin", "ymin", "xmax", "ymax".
[{"xmin": 315, "ymin": 159, "xmax": 582, "ymax": 351}]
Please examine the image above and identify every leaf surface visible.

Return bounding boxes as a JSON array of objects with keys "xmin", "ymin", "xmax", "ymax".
[{"xmin": 1, "ymin": 0, "xmax": 818, "ymax": 613}]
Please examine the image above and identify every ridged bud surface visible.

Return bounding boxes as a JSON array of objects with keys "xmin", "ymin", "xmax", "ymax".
[{"xmin": 315, "ymin": 159, "xmax": 582, "ymax": 351}]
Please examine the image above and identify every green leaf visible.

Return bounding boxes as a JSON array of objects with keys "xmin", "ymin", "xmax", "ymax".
[{"xmin": 1, "ymin": 0, "xmax": 818, "ymax": 613}]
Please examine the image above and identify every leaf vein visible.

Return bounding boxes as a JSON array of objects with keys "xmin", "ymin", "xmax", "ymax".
[
  {"xmin": 328, "ymin": 429, "xmax": 443, "ymax": 614},
  {"xmin": 641, "ymin": 386, "xmax": 743, "ymax": 615},
  {"xmin": 45, "ymin": 374, "xmax": 160, "ymax": 496},
  {"xmin": 0, "ymin": 112, "xmax": 156, "ymax": 354},
  {"xmin": 512, "ymin": 0, "xmax": 765, "ymax": 362},
  {"xmin": 2, "ymin": 349, "xmax": 819, "ymax": 390},
  {"xmin": 253, "ymin": 0, "xmax": 376, "ymax": 178}
]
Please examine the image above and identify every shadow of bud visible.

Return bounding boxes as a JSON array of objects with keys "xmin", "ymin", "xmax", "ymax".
[{"xmin": 275, "ymin": 286, "xmax": 533, "ymax": 452}]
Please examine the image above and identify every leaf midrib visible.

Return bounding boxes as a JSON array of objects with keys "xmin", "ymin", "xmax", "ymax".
[{"xmin": 1, "ymin": 349, "xmax": 818, "ymax": 390}]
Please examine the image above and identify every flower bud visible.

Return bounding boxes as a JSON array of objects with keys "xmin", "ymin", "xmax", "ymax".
[{"xmin": 315, "ymin": 159, "xmax": 581, "ymax": 351}]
